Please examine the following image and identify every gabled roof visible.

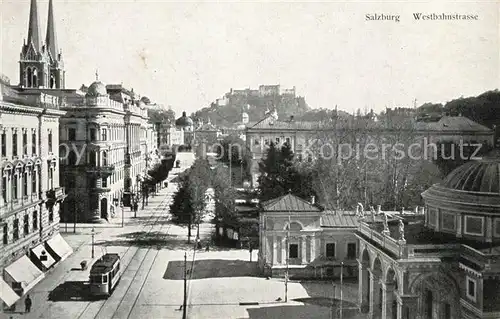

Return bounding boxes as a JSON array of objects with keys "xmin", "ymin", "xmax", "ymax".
[
  {"xmin": 321, "ymin": 212, "xmax": 359, "ymax": 228},
  {"xmin": 261, "ymin": 193, "xmax": 321, "ymax": 212}
]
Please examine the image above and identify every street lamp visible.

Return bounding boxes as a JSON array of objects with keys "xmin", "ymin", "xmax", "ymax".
[{"xmin": 91, "ymin": 227, "xmax": 95, "ymax": 259}]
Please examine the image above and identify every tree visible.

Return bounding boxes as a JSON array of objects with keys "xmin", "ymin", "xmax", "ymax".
[
  {"xmin": 211, "ymin": 166, "xmax": 238, "ymax": 226},
  {"xmin": 187, "ymin": 158, "xmax": 211, "ymax": 239},
  {"xmin": 147, "ymin": 108, "xmax": 176, "ymax": 125},
  {"xmin": 169, "ymin": 174, "xmax": 193, "ymax": 229},
  {"xmin": 257, "ymin": 142, "xmax": 316, "ymax": 202},
  {"xmin": 257, "ymin": 142, "xmax": 285, "ymax": 201}
]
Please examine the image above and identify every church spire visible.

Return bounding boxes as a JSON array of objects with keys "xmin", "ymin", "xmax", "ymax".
[
  {"xmin": 46, "ymin": 0, "xmax": 59, "ymax": 60},
  {"xmin": 27, "ymin": 0, "xmax": 42, "ymax": 52}
]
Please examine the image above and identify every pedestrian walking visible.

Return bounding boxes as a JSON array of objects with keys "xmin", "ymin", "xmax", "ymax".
[
  {"xmin": 196, "ymin": 237, "xmax": 201, "ymax": 249},
  {"xmin": 205, "ymin": 243, "xmax": 210, "ymax": 252},
  {"xmin": 24, "ymin": 294, "xmax": 32, "ymax": 313}
]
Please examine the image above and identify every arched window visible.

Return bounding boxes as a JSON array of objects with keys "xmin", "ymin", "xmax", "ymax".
[
  {"xmin": 27, "ymin": 67, "xmax": 32, "ymax": 87},
  {"xmin": 32, "ymin": 68, "xmax": 38, "ymax": 88},
  {"xmin": 50, "ymin": 74, "xmax": 55, "ymax": 88}
]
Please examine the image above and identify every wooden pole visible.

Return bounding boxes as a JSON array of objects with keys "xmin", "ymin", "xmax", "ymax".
[{"xmin": 182, "ymin": 252, "xmax": 187, "ymax": 319}]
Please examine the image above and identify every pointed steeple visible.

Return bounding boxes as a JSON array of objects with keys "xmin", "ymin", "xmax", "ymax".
[
  {"xmin": 27, "ymin": 0, "xmax": 42, "ymax": 52},
  {"xmin": 46, "ymin": 0, "xmax": 59, "ymax": 60}
]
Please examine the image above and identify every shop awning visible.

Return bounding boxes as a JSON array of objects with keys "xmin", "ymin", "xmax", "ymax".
[
  {"xmin": 31, "ymin": 243, "xmax": 56, "ymax": 270},
  {"xmin": 4, "ymin": 255, "xmax": 45, "ymax": 294},
  {"xmin": 0, "ymin": 277, "xmax": 20, "ymax": 307},
  {"xmin": 45, "ymin": 233, "xmax": 73, "ymax": 261}
]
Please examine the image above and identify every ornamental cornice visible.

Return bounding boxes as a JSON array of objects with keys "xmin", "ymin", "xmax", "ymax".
[{"xmin": 0, "ymin": 102, "xmax": 45, "ymax": 115}]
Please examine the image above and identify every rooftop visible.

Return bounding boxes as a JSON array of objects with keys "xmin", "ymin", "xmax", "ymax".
[
  {"xmin": 261, "ymin": 193, "xmax": 321, "ymax": 213},
  {"xmin": 90, "ymin": 253, "xmax": 120, "ymax": 274}
]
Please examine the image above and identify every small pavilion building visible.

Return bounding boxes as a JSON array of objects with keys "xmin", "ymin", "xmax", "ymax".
[{"xmin": 258, "ymin": 193, "xmax": 360, "ymax": 279}]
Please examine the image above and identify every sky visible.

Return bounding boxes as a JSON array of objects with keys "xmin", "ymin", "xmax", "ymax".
[{"xmin": 1, "ymin": 1, "xmax": 498, "ymax": 117}]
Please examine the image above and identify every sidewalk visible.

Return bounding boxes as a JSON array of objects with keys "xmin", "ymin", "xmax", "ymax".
[
  {"xmin": 59, "ymin": 176, "xmax": 185, "ymax": 233},
  {"xmin": 1, "ymin": 185, "xmax": 177, "ymax": 319}
]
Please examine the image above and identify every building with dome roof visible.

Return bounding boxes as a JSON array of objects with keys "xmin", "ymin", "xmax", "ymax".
[
  {"xmin": 356, "ymin": 154, "xmax": 500, "ymax": 319},
  {"xmin": 175, "ymin": 111, "xmax": 195, "ymax": 145},
  {"xmin": 59, "ymin": 79, "xmax": 156, "ymax": 223}
]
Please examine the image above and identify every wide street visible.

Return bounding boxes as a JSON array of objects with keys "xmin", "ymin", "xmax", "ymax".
[{"xmin": 3, "ymin": 176, "xmax": 363, "ymax": 319}]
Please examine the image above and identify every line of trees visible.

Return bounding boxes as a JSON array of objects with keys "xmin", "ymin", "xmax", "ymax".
[{"xmin": 169, "ymin": 158, "xmax": 211, "ymax": 242}]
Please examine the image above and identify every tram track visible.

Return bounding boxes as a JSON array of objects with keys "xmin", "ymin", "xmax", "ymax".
[{"xmin": 74, "ymin": 193, "xmax": 174, "ymax": 319}]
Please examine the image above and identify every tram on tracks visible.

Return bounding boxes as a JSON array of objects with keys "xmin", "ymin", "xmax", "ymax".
[{"xmin": 89, "ymin": 253, "xmax": 121, "ymax": 298}]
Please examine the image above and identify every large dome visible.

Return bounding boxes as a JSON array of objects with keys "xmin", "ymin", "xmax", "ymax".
[
  {"xmin": 86, "ymin": 81, "xmax": 107, "ymax": 97},
  {"xmin": 443, "ymin": 159, "xmax": 500, "ymax": 193},
  {"xmin": 422, "ymin": 154, "xmax": 500, "ymax": 242},
  {"xmin": 175, "ymin": 111, "xmax": 193, "ymax": 127}
]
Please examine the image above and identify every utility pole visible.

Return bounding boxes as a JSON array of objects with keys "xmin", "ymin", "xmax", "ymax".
[
  {"xmin": 182, "ymin": 252, "xmax": 187, "ymax": 319},
  {"xmin": 91, "ymin": 227, "xmax": 95, "ymax": 259},
  {"xmin": 284, "ymin": 215, "xmax": 290, "ymax": 302},
  {"xmin": 340, "ymin": 262, "xmax": 343, "ymax": 319},
  {"xmin": 331, "ymin": 274, "xmax": 335, "ymax": 319},
  {"xmin": 229, "ymin": 146, "xmax": 232, "ymax": 187},
  {"xmin": 121, "ymin": 204, "xmax": 124, "ymax": 227}
]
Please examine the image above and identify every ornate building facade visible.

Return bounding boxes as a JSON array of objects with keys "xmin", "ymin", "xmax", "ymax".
[
  {"xmin": 356, "ymin": 155, "xmax": 500, "ymax": 319},
  {"xmin": 60, "ymin": 81, "xmax": 151, "ymax": 223},
  {"xmin": 0, "ymin": 0, "xmax": 71, "ymax": 310}
]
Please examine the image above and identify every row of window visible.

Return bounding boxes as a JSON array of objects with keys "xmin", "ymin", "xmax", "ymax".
[
  {"xmin": 254, "ymin": 137, "xmax": 292, "ymax": 146},
  {"xmin": 1, "ymin": 210, "xmax": 53, "ymax": 245},
  {"xmin": 428, "ymin": 209, "xmax": 500, "ymax": 238},
  {"xmin": 1, "ymin": 130, "xmax": 52, "ymax": 158},
  {"xmin": 1, "ymin": 167, "xmax": 53, "ymax": 204},
  {"xmin": 66, "ymin": 126, "xmax": 145, "ymax": 143},
  {"xmin": 286, "ymin": 242, "xmax": 357, "ymax": 259}
]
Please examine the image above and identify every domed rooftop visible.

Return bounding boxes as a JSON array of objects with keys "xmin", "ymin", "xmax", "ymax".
[
  {"xmin": 86, "ymin": 81, "xmax": 107, "ymax": 97},
  {"xmin": 421, "ymin": 153, "xmax": 500, "ymax": 242},
  {"xmin": 175, "ymin": 111, "xmax": 193, "ymax": 127},
  {"xmin": 443, "ymin": 159, "xmax": 500, "ymax": 193}
]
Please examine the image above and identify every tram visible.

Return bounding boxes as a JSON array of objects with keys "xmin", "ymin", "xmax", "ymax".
[{"xmin": 89, "ymin": 253, "xmax": 121, "ymax": 297}]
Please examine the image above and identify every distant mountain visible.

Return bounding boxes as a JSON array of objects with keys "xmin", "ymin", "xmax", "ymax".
[{"xmin": 192, "ymin": 89, "xmax": 311, "ymax": 127}]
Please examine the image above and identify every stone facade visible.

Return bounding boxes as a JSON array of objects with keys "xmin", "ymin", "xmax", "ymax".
[
  {"xmin": 0, "ymin": 78, "xmax": 67, "ymax": 307},
  {"xmin": 59, "ymin": 82, "xmax": 153, "ymax": 222},
  {"xmin": 258, "ymin": 193, "xmax": 360, "ymax": 279}
]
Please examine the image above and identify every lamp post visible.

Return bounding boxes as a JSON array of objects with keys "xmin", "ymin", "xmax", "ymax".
[
  {"xmin": 91, "ymin": 227, "xmax": 95, "ymax": 259},
  {"xmin": 121, "ymin": 203, "xmax": 124, "ymax": 227}
]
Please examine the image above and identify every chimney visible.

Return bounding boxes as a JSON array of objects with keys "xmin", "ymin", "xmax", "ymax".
[{"xmin": 310, "ymin": 196, "xmax": 315, "ymax": 204}]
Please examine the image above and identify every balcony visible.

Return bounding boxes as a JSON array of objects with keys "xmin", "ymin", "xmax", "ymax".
[
  {"xmin": 46, "ymin": 187, "xmax": 66, "ymax": 200},
  {"xmin": 357, "ymin": 221, "xmax": 407, "ymax": 258}
]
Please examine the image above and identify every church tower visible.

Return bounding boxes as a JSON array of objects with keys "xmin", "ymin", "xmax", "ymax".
[
  {"xmin": 45, "ymin": 0, "xmax": 64, "ymax": 88},
  {"xmin": 19, "ymin": 0, "xmax": 64, "ymax": 89}
]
